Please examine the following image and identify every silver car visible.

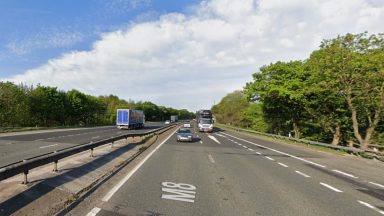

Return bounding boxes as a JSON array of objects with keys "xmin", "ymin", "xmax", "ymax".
[{"xmin": 176, "ymin": 128, "xmax": 193, "ymax": 142}]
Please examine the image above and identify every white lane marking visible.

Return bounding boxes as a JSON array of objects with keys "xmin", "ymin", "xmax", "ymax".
[
  {"xmin": 265, "ymin": 156, "xmax": 274, "ymax": 161},
  {"xmin": 320, "ymin": 182, "xmax": 343, "ymax": 193},
  {"xmin": 208, "ymin": 135, "xmax": 221, "ymax": 144},
  {"xmin": 221, "ymin": 132, "xmax": 326, "ymax": 168},
  {"xmin": 369, "ymin": 181, "xmax": 384, "ymax": 189},
  {"xmin": 39, "ymin": 144, "xmax": 58, "ymax": 149},
  {"xmin": 278, "ymin": 162, "xmax": 288, "ymax": 168},
  {"xmin": 200, "ymin": 141, "xmax": 203, "ymax": 144},
  {"xmin": 86, "ymin": 207, "xmax": 101, "ymax": 216},
  {"xmin": 256, "ymin": 152, "xmax": 261, "ymax": 155},
  {"xmin": 162, "ymin": 182, "xmax": 196, "ymax": 203},
  {"xmin": 208, "ymin": 154, "xmax": 215, "ymax": 163},
  {"xmin": 358, "ymin": 200, "xmax": 384, "ymax": 215},
  {"xmin": 249, "ymin": 148, "xmax": 254, "ymax": 151},
  {"xmin": 237, "ymin": 144, "xmax": 241, "ymax": 146},
  {"xmin": 102, "ymin": 128, "xmax": 177, "ymax": 202},
  {"xmin": 332, "ymin": 170, "xmax": 358, "ymax": 179},
  {"xmin": 242, "ymin": 146, "xmax": 248, "ymax": 149},
  {"xmin": 92, "ymin": 136, "xmax": 100, "ymax": 139},
  {"xmin": 295, "ymin": 170, "xmax": 311, "ymax": 178}
]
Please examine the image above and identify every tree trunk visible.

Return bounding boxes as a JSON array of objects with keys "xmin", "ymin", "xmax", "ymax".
[
  {"xmin": 330, "ymin": 124, "xmax": 341, "ymax": 145},
  {"xmin": 293, "ymin": 122, "xmax": 300, "ymax": 139}
]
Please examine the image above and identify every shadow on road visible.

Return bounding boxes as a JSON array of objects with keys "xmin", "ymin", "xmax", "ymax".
[{"xmin": 0, "ymin": 140, "xmax": 146, "ymax": 215}]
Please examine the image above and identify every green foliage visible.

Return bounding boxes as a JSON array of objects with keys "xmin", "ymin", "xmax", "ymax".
[
  {"xmin": 244, "ymin": 61, "xmax": 308, "ymax": 138},
  {"xmin": 212, "ymin": 90, "xmax": 268, "ymax": 130},
  {"xmin": 0, "ymin": 82, "xmax": 194, "ymax": 128}
]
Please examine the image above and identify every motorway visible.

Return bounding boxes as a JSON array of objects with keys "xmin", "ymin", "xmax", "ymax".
[
  {"xmin": 66, "ymin": 125, "xmax": 384, "ymax": 216},
  {"xmin": 0, "ymin": 122, "xmax": 163, "ymax": 168}
]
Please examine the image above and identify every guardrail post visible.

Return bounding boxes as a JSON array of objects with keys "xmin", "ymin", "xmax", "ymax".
[
  {"xmin": 111, "ymin": 140, "xmax": 114, "ymax": 148},
  {"xmin": 22, "ymin": 170, "xmax": 29, "ymax": 184},
  {"xmin": 53, "ymin": 160, "xmax": 58, "ymax": 172},
  {"xmin": 90, "ymin": 148, "xmax": 94, "ymax": 157}
]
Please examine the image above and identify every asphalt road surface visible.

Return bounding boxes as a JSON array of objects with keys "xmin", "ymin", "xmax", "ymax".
[
  {"xmin": 0, "ymin": 122, "xmax": 163, "ymax": 167},
  {"xmin": 75, "ymin": 126, "xmax": 384, "ymax": 216}
]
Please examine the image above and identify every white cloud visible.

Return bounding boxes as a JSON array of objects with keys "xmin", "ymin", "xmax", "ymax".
[
  {"xmin": 4, "ymin": 0, "xmax": 384, "ymax": 111},
  {"xmin": 6, "ymin": 27, "xmax": 84, "ymax": 56}
]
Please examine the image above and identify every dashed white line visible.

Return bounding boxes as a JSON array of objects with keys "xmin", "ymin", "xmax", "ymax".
[
  {"xmin": 256, "ymin": 152, "xmax": 262, "ymax": 155},
  {"xmin": 39, "ymin": 144, "xmax": 58, "ymax": 149},
  {"xmin": 249, "ymin": 148, "xmax": 254, "ymax": 151},
  {"xmin": 92, "ymin": 136, "xmax": 100, "ymax": 139},
  {"xmin": 242, "ymin": 146, "xmax": 248, "ymax": 149},
  {"xmin": 208, "ymin": 154, "xmax": 215, "ymax": 163},
  {"xmin": 332, "ymin": 169, "xmax": 358, "ymax": 179},
  {"xmin": 368, "ymin": 181, "xmax": 384, "ymax": 189},
  {"xmin": 200, "ymin": 141, "xmax": 203, "ymax": 144},
  {"xmin": 102, "ymin": 128, "xmax": 177, "ymax": 202},
  {"xmin": 221, "ymin": 132, "xmax": 326, "ymax": 168},
  {"xmin": 86, "ymin": 207, "xmax": 101, "ymax": 216},
  {"xmin": 265, "ymin": 156, "xmax": 274, "ymax": 161},
  {"xmin": 278, "ymin": 162, "xmax": 288, "ymax": 168},
  {"xmin": 295, "ymin": 170, "xmax": 311, "ymax": 178},
  {"xmin": 320, "ymin": 182, "xmax": 343, "ymax": 193},
  {"xmin": 358, "ymin": 200, "xmax": 384, "ymax": 215}
]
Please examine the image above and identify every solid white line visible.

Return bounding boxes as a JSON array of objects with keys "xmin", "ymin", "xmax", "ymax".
[
  {"xmin": 86, "ymin": 207, "xmax": 101, "ymax": 216},
  {"xmin": 332, "ymin": 170, "xmax": 358, "ymax": 179},
  {"xmin": 358, "ymin": 200, "xmax": 384, "ymax": 215},
  {"xmin": 278, "ymin": 162, "xmax": 288, "ymax": 168},
  {"xmin": 39, "ymin": 144, "xmax": 58, "ymax": 149},
  {"xmin": 265, "ymin": 156, "xmax": 274, "ymax": 161},
  {"xmin": 295, "ymin": 170, "xmax": 311, "ymax": 178},
  {"xmin": 102, "ymin": 128, "xmax": 177, "ymax": 202},
  {"xmin": 221, "ymin": 132, "xmax": 326, "ymax": 168},
  {"xmin": 369, "ymin": 181, "xmax": 384, "ymax": 189},
  {"xmin": 256, "ymin": 152, "xmax": 261, "ymax": 155},
  {"xmin": 320, "ymin": 182, "xmax": 343, "ymax": 192},
  {"xmin": 208, "ymin": 135, "xmax": 221, "ymax": 144},
  {"xmin": 208, "ymin": 154, "xmax": 215, "ymax": 163}
]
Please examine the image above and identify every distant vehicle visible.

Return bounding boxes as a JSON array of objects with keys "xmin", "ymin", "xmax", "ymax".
[
  {"xmin": 198, "ymin": 118, "xmax": 213, "ymax": 132},
  {"xmin": 165, "ymin": 120, "xmax": 171, "ymax": 125},
  {"xmin": 176, "ymin": 128, "xmax": 193, "ymax": 142},
  {"xmin": 116, "ymin": 109, "xmax": 145, "ymax": 129},
  {"xmin": 171, "ymin": 115, "xmax": 178, "ymax": 122},
  {"xmin": 183, "ymin": 123, "xmax": 191, "ymax": 128},
  {"xmin": 196, "ymin": 109, "xmax": 213, "ymax": 132}
]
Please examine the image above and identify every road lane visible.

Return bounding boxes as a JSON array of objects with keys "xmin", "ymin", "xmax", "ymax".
[
  {"xmin": 0, "ymin": 122, "xmax": 164, "ymax": 167},
  {"xmin": 83, "ymin": 128, "xmax": 380, "ymax": 215}
]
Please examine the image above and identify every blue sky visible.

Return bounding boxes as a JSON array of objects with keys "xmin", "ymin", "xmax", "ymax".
[
  {"xmin": 0, "ymin": 0, "xmax": 198, "ymax": 77},
  {"xmin": 1, "ymin": 0, "xmax": 383, "ymax": 111}
]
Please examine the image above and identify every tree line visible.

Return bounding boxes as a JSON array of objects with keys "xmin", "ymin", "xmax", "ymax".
[
  {"xmin": 0, "ymin": 82, "xmax": 195, "ymax": 128},
  {"xmin": 213, "ymin": 32, "xmax": 384, "ymax": 149}
]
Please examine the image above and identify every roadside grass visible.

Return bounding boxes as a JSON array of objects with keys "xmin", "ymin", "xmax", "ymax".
[{"xmin": 217, "ymin": 124, "xmax": 349, "ymax": 156}]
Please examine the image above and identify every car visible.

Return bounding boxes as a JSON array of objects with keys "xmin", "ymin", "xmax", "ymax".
[
  {"xmin": 183, "ymin": 123, "xmax": 191, "ymax": 128},
  {"xmin": 165, "ymin": 120, "xmax": 170, "ymax": 125},
  {"xmin": 176, "ymin": 128, "xmax": 193, "ymax": 142}
]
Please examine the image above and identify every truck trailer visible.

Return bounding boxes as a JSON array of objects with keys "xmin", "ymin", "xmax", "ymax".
[
  {"xmin": 116, "ymin": 109, "xmax": 145, "ymax": 129},
  {"xmin": 170, "ymin": 115, "xmax": 178, "ymax": 122}
]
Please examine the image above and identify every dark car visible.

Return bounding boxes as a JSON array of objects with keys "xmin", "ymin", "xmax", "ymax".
[{"xmin": 176, "ymin": 128, "xmax": 193, "ymax": 142}]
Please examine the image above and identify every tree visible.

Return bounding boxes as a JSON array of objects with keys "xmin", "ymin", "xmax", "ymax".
[
  {"xmin": 212, "ymin": 90, "xmax": 250, "ymax": 126},
  {"xmin": 309, "ymin": 33, "xmax": 384, "ymax": 149},
  {"xmin": 244, "ymin": 61, "xmax": 307, "ymax": 138}
]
